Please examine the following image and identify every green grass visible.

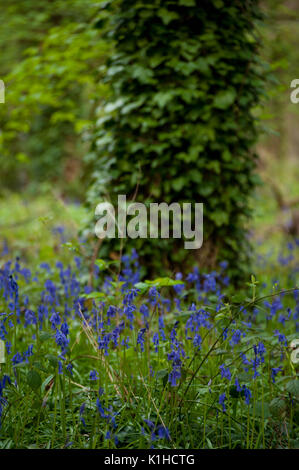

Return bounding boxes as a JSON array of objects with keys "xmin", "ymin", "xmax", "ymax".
[{"xmin": 0, "ymin": 162, "xmax": 298, "ymax": 449}]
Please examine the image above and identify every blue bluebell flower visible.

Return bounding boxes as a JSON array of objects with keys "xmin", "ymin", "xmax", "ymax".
[
  {"xmin": 219, "ymin": 393, "xmax": 227, "ymax": 412},
  {"xmin": 220, "ymin": 364, "xmax": 231, "ymax": 381},
  {"xmin": 90, "ymin": 369, "xmax": 99, "ymax": 381}
]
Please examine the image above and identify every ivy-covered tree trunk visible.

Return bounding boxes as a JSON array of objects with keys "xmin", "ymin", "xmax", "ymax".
[{"xmin": 90, "ymin": 0, "xmax": 265, "ymax": 280}]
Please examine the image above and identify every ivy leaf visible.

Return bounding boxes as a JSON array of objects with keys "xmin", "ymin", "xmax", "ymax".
[
  {"xmin": 179, "ymin": 0, "xmax": 196, "ymax": 5},
  {"xmin": 214, "ymin": 89, "xmax": 237, "ymax": 109},
  {"xmin": 210, "ymin": 211, "xmax": 229, "ymax": 227},
  {"xmin": 158, "ymin": 8, "xmax": 179, "ymax": 25}
]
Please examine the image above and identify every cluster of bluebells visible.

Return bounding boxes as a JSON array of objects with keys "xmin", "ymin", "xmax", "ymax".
[
  {"xmin": 142, "ymin": 418, "xmax": 171, "ymax": 445},
  {"xmin": 167, "ymin": 321, "xmax": 186, "ymax": 386},
  {"xmin": 0, "ymin": 237, "xmax": 298, "ymax": 435},
  {"xmin": 234, "ymin": 378, "xmax": 252, "ymax": 405}
]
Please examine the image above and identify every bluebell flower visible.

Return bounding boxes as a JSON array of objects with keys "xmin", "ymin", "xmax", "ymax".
[
  {"xmin": 140, "ymin": 303, "xmax": 149, "ymax": 318},
  {"xmin": 143, "ymin": 418, "xmax": 155, "ymax": 430},
  {"xmin": 24, "ymin": 309, "xmax": 37, "ymax": 327},
  {"xmin": 60, "ymin": 321, "xmax": 69, "ymax": 337},
  {"xmin": 156, "ymin": 425, "xmax": 170, "ymax": 440},
  {"xmin": 90, "ymin": 370, "xmax": 99, "ymax": 381},
  {"xmin": 50, "ymin": 311, "xmax": 61, "ymax": 330},
  {"xmin": 203, "ymin": 273, "xmax": 217, "ymax": 293},
  {"xmin": 1, "ymin": 239, "xmax": 9, "ymax": 256},
  {"xmin": 12, "ymin": 352, "xmax": 23, "ymax": 365},
  {"xmin": 152, "ymin": 332, "xmax": 159, "ymax": 353},
  {"xmin": 96, "ymin": 398, "xmax": 107, "ymax": 418},
  {"xmin": 121, "ymin": 336, "xmax": 130, "ymax": 349},
  {"xmin": 229, "ymin": 329, "xmax": 243, "ymax": 346},
  {"xmin": 243, "ymin": 386, "xmax": 251, "ymax": 405},
  {"xmin": 235, "ymin": 378, "xmax": 242, "ymax": 392},
  {"xmin": 55, "ymin": 328, "xmax": 69, "ymax": 356},
  {"xmin": 274, "ymin": 330, "xmax": 287, "ymax": 347},
  {"xmin": 173, "ymin": 273, "xmax": 185, "ymax": 295},
  {"xmin": 220, "ymin": 364, "xmax": 231, "ymax": 381},
  {"xmin": 251, "ymin": 342, "xmax": 266, "ymax": 378},
  {"xmin": 193, "ymin": 333, "xmax": 202, "ymax": 350},
  {"xmin": 168, "ymin": 366, "xmax": 181, "ymax": 387},
  {"xmin": 219, "ymin": 393, "xmax": 227, "ymax": 412},
  {"xmin": 219, "ymin": 261, "xmax": 228, "ymax": 270},
  {"xmin": 137, "ymin": 328, "xmax": 146, "ymax": 352},
  {"xmin": 23, "ymin": 344, "xmax": 33, "ymax": 362},
  {"xmin": 271, "ymin": 367, "xmax": 282, "ymax": 383},
  {"xmin": 107, "ymin": 305, "xmax": 117, "ymax": 325},
  {"xmin": 74, "ymin": 257, "xmax": 81, "ymax": 270}
]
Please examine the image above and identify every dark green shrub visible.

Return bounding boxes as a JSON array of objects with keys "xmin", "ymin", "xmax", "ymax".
[{"xmin": 87, "ymin": 0, "xmax": 266, "ymax": 280}]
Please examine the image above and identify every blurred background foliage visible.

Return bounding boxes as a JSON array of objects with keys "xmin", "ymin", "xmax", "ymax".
[
  {"xmin": 253, "ymin": 0, "xmax": 299, "ymax": 250},
  {"xmin": 0, "ymin": 0, "xmax": 298, "ymax": 275},
  {"xmin": 0, "ymin": 0, "xmax": 111, "ymax": 195}
]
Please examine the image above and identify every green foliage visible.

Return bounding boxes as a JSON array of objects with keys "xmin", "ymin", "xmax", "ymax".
[
  {"xmin": 0, "ymin": 192, "xmax": 298, "ymax": 450},
  {"xmin": 259, "ymin": 1, "xmax": 299, "ymax": 160},
  {"xmin": 0, "ymin": 0, "xmax": 110, "ymax": 194},
  {"xmin": 87, "ymin": 0, "xmax": 267, "ymax": 280},
  {"xmin": 0, "ymin": 241, "xmax": 298, "ymax": 449},
  {"xmin": 286, "ymin": 379, "xmax": 299, "ymax": 398},
  {"xmin": 27, "ymin": 369, "xmax": 42, "ymax": 391}
]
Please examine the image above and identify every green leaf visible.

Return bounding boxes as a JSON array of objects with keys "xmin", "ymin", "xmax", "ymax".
[
  {"xmin": 196, "ymin": 58, "xmax": 210, "ymax": 74},
  {"xmin": 61, "ymin": 241, "xmax": 81, "ymax": 254},
  {"xmin": 134, "ymin": 282, "xmax": 150, "ymax": 293},
  {"xmin": 214, "ymin": 89, "xmax": 237, "ymax": 109},
  {"xmin": 286, "ymin": 379, "xmax": 299, "ymax": 397},
  {"xmin": 270, "ymin": 398, "xmax": 286, "ymax": 417},
  {"xmin": 94, "ymin": 259, "xmax": 109, "ymax": 270},
  {"xmin": 94, "ymin": 259, "xmax": 119, "ymax": 271},
  {"xmin": 251, "ymin": 401, "xmax": 270, "ymax": 418},
  {"xmin": 46, "ymin": 354, "xmax": 59, "ymax": 369},
  {"xmin": 27, "ymin": 370, "xmax": 42, "ymax": 391},
  {"xmin": 32, "ymin": 361, "xmax": 48, "ymax": 373},
  {"xmin": 172, "ymin": 177, "xmax": 186, "ymax": 191},
  {"xmin": 210, "ymin": 211, "xmax": 229, "ymax": 227},
  {"xmin": 147, "ymin": 277, "xmax": 184, "ymax": 288},
  {"xmin": 41, "ymin": 375, "xmax": 54, "ymax": 394},
  {"xmin": 179, "ymin": 0, "xmax": 196, "ymax": 5},
  {"xmin": 156, "ymin": 369, "xmax": 168, "ymax": 379},
  {"xmin": 81, "ymin": 291, "xmax": 106, "ymax": 300},
  {"xmin": 39, "ymin": 332, "xmax": 53, "ymax": 342},
  {"xmin": 158, "ymin": 8, "xmax": 179, "ymax": 25},
  {"xmin": 156, "ymin": 369, "xmax": 169, "ymax": 388}
]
